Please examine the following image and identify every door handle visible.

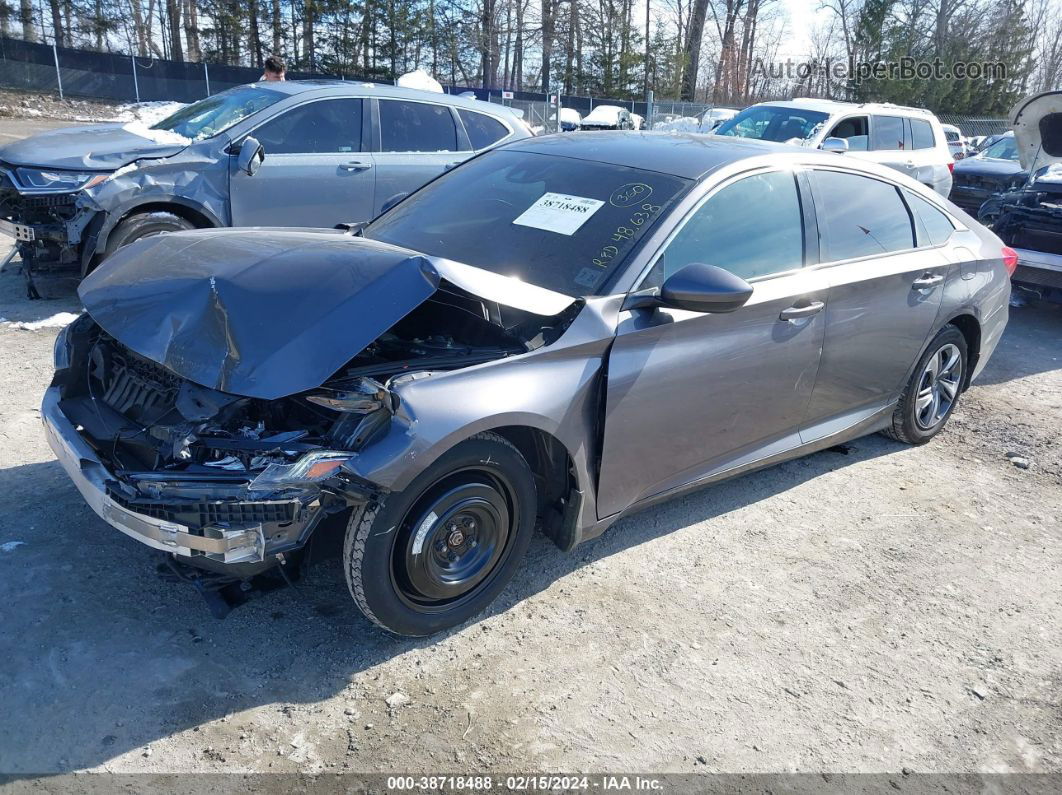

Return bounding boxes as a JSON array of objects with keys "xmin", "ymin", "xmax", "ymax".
[
  {"xmin": 340, "ymin": 161, "xmax": 373, "ymax": 171},
  {"xmin": 911, "ymin": 273, "xmax": 944, "ymax": 290},
  {"xmin": 779, "ymin": 300, "xmax": 825, "ymax": 321}
]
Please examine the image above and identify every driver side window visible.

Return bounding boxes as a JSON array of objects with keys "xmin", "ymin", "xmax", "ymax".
[
  {"xmin": 827, "ymin": 115, "xmax": 869, "ymax": 151},
  {"xmin": 644, "ymin": 170, "xmax": 805, "ymax": 288}
]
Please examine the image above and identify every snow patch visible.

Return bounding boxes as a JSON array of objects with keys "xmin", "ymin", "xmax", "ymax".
[
  {"xmin": 1, "ymin": 541, "xmax": 25, "ymax": 553},
  {"xmin": 4, "ymin": 312, "xmax": 80, "ymax": 331},
  {"xmin": 396, "ymin": 69, "xmax": 444, "ymax": 94},
  {"xmin": 121, "ymin": 121, "xmax": 191, "ymax": 147},
  {"xmin": 112, "ymin": 100, "xmax": 186, "ymax": 126}
]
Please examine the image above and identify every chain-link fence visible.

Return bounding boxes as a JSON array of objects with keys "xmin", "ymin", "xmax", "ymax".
[
  {"xmin": 0, "ymin": 37, "xmax": 1011, "ymax": 141},
  {"xmin": 937, "ymin": 113, "xmax": 1009, "ymax": 139},
  {"xmin": 0, "ymin": 37, "xmax": 374, "ymax": 103}
]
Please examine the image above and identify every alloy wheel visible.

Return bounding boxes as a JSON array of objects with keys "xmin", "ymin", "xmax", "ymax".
[{"xmin": 914, "ymin": 343, "xmax": 963, "ymax": 430}]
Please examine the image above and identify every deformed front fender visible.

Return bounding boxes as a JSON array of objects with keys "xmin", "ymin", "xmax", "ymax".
[
  {"xmin": 76, "ymin": 141, "xmax": 231, "ymax": 271},
  {"xmin": 342, "ymin": 298, "xmax": 621, "ymax": 521}
]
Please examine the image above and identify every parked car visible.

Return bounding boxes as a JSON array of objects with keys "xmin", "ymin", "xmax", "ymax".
[
  {"xmin": 714, "ymin": 98, "xmax": 955, "ymax": 196},
  {"xmin": 45, "ymin": 133, "xmax": 1011, "ymax": 635},
  {"xmin": 0, "ymin": 81, "xmax": 530, "ymax": 296},
  {"xmin": 580, "ymin": 105, "xmax": 634, "ymax": 130},
  {"xmin": 949, "ymin": 132, "xmax": 1026, "ymax": 216},
  {"xmin": 558, "ymin": 107, "xmax": 582, "ymax": 131},
  {"xmin": 981, "ymin": 90, "xmax": 1062, "ymax": 301},
  {"xmin": 630, "ymin": 113, "xmax": 646, "ymax": 130},
  {"xmin": 651, "ymin": 107, "xmax": 737, "ymax": 134},
  {"xmin": 941, "ymin": 123, "xmax": 970, "ymax": 160}
]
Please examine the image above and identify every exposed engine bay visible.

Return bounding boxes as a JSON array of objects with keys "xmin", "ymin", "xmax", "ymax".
[{"xmin": 57, "ymin": 287, "xmax": 569, "ymax": 482}]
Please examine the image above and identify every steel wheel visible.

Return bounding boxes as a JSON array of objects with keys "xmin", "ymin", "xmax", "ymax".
[
  {"xmin": 914, "ymin": 342, "xmax": 963, "ymax": 430},
  {"xmin": 391, "ymin": 468, "xmax": 518, "ymax": 612}
]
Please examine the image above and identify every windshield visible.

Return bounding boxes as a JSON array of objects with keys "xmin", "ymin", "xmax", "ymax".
[
  {"xmin": 151, "ymin": 85, "xmax": 285, "ymax": 141},
  {"xmin": 982, "ymin": 135, "xmax": 1018, "ymax": 160},
  {"xmin": 365, "ymin": 149, "xmax": 692, "ymax": 296},
  {"xmin": 715, "ymin": 105, "xmax": 829, "ymax": 143}
]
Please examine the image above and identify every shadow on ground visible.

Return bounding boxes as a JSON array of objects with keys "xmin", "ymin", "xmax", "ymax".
[{"xmin": 0, "ymin": 433, "xmax": 901, "ymax": 774}]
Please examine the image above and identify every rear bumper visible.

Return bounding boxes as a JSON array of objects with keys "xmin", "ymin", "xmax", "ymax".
[
  {"xmin": 42, "ymin": 386, "xmax": 330, "ymax": 570},
  {"xmin": 1012, "ymin": 248, "xmax": 1062, "ymax": 291}
]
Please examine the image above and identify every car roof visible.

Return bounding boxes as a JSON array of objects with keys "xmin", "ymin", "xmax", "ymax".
[
  {"xmin": 239, "ymin": 80, "xmax": 524, "ymax": 119},
  {"xmin": 752, "ymin": 97, "xmax": 939, "ymax": 119},
  {"xmin": 504, "ymin": 131, "xmax": 818, "ymax": 180}
]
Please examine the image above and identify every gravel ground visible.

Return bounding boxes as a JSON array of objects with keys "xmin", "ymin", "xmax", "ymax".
[{"xmin": 0, "ymin": 118, "xmax": 1059, "ymax": 777}]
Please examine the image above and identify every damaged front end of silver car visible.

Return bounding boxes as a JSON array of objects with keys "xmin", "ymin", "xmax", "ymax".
[{"xmin": 44, "ymin": 229, "xmax": 579, "ymax": 615}]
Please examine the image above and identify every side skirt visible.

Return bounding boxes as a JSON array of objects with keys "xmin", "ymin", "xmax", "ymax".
[{"xmin": 577, "ymin": 403, "xmax": 895, "ymax": 544}]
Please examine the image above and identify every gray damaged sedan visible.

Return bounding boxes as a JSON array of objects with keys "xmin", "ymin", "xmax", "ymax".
[
  {"xmin": 0, "ymin": 81, "xmax": 529, "ymax": 296},
  {"xmin": 44, "ymin": 133, "xmax": 1013, "ymax": 636}
]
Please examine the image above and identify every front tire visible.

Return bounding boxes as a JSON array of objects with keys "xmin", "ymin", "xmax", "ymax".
[
  {"xmin": 882, "ymin": 325, "xmax": 968, "ymax": 445},
  {"xmin": 343, "ymin": 432, "xmax": 537, "ymax": 636},
  {"xmin": 102, "ymin": 211, "xmax": 195, "ymax": 261}
]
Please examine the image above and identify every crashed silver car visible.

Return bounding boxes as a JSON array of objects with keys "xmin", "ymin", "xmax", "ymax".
[
  {"xmin": 0, "ymin": 81, "xmax": 529, "ymax": 296},
  {"xmin": 44, "ymin": 133, "xmax": 1011, "ymax": 636}
]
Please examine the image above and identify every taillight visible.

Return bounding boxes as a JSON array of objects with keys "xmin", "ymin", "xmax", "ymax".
[
  {"xmin": 1001, "ymin": 246, "xmax": 1019, "ymax": 276},
  {"xmin": 947, "ymin": 161, "xmax": 955, "ymax": 174}
]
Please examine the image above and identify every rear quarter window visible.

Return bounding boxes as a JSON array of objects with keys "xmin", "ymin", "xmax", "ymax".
[
  {"xmin": 911, "ymin": 119, "xmax": 936, "ymax": 149},
  {"xmin": 458, "ymin": 110, "xmax": 510, "ymax": 150},
  {"xmin": 905, "ymin": 191, "xmax": 956, "ymax": 246}
]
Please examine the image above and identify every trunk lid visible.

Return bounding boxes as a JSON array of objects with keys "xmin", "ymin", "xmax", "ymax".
[{"xmin": 1010, "ymin": 91, "xmax": 1062, "ymax": 173}]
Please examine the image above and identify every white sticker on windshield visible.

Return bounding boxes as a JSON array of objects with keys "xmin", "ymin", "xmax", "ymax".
[{"xmin": 512, "ymin": 192, "xmax": 605, "ymax": 236}]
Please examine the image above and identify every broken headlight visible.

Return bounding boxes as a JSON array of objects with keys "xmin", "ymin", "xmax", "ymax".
[
  {"xmin": 14, "ymin": 167, "xmax": 109, "ymax": 193},
  {"xmin": 53, "ymin": 322, "xmax": 72, "ymax": 370},
  {"xmin": 248, "ymin": 450, "xmax": 353, "ymax": 491}
]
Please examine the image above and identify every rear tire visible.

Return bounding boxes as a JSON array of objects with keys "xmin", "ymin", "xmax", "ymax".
[
  {"xmin": 882, "ymin": 325, "xmax": 968, "ymax": 445},
  {"xmin": 343, "ymin": 432, "xmax": 537, "ymax": 636},
  {"xmin": 102, "ymin": 211, "xmax": 195, "ymax": 261}
]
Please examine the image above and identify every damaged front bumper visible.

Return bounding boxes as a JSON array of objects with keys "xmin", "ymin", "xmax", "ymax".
[
  {"xmin": 41, "ymin": 385, "xmax": 355, "ymax": 575},
  {"xmin": 0, "ymin": 184, "xmax": 103, "ymax": 297}
]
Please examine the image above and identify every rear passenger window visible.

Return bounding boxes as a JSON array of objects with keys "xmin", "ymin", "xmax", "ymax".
[
  {"xmin": 906, "ymin": 191, "xmax": 955, "ymax": 246},
  {"xmin": 648, "ymin": 170, "xmax": 804, "ymax": 284},
  {"xmin": 812, "ymin": 170, "xmax": 914, "ymax": 260},
  {"xmin": 911, "ymin": 119, "xmax": 935, "ymax": 149},
  {"xmin": 253, "ymin": 99, "xmax": 362, "ymax": 154},
  {"xmin": 380, "ymin": 100, "xmax": 458, "ymax": 152},
  {"xmin": 872, "ymin": 115, "xmax": 906, "ymax": 150},
  {"xmin": 458, "ymin": 110, "xmax": 510, "ymax": 150}
]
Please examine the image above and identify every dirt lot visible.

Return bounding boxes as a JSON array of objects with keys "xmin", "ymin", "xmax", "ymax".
[{"xmin": 0, "ymin": 117, "xmax": 1060, "ymax": 777}]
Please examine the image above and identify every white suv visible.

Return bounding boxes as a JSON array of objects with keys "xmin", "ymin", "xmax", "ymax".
[{"xmin": 714, "ymin": 98, "xmax": 954, "ymax": 197}]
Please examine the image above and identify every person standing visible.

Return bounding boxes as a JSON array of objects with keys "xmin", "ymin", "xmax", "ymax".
[{"xmin": 261, "ymin": 55, "xmax": 286, "ymax": 81}]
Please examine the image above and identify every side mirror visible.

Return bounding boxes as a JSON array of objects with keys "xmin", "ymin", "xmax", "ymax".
[
  {"xmin": 236, "ymin": 136, "xmax": 264, "ymax": 176},
  {"xmin": 623, "ymin": 263, "xmax": 753, "ymax": 314},
  {"xmin": 821, "ymin": 136, "xmax": 849, "ymax": 153}
]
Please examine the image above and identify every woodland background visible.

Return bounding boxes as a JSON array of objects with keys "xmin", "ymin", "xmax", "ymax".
[{"xmin": 1, "ymin": 0, "xmax": 1060, "ymax": 112}]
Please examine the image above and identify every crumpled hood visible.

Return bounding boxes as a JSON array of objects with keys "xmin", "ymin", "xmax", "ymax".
[
  {"xmin": 79, "ymin": 228, "xmax": 575, "ymax": 400},
  {"xmin": 0, "ymin": 123, "xmax": 188, "ymax": 170},
  {"xmin": 1010, "ymin": 91, "xmax": 1062, "ymax": 172}
]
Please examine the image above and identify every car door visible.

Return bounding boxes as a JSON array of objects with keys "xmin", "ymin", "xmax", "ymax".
[
  {"xmin": 370, "ymin": 98, "xmax": 467, "ymax": 216},
  {"xmin": 800, "ymin": 168, "xmax": 952, "ymax": 441},
  {"xmin": 229, "ymin": 97, "xmax": 374, "ymax": 227},
  {"xmin": 596, "ymin": 168, "xmax": 829, "ymax": 518}
]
